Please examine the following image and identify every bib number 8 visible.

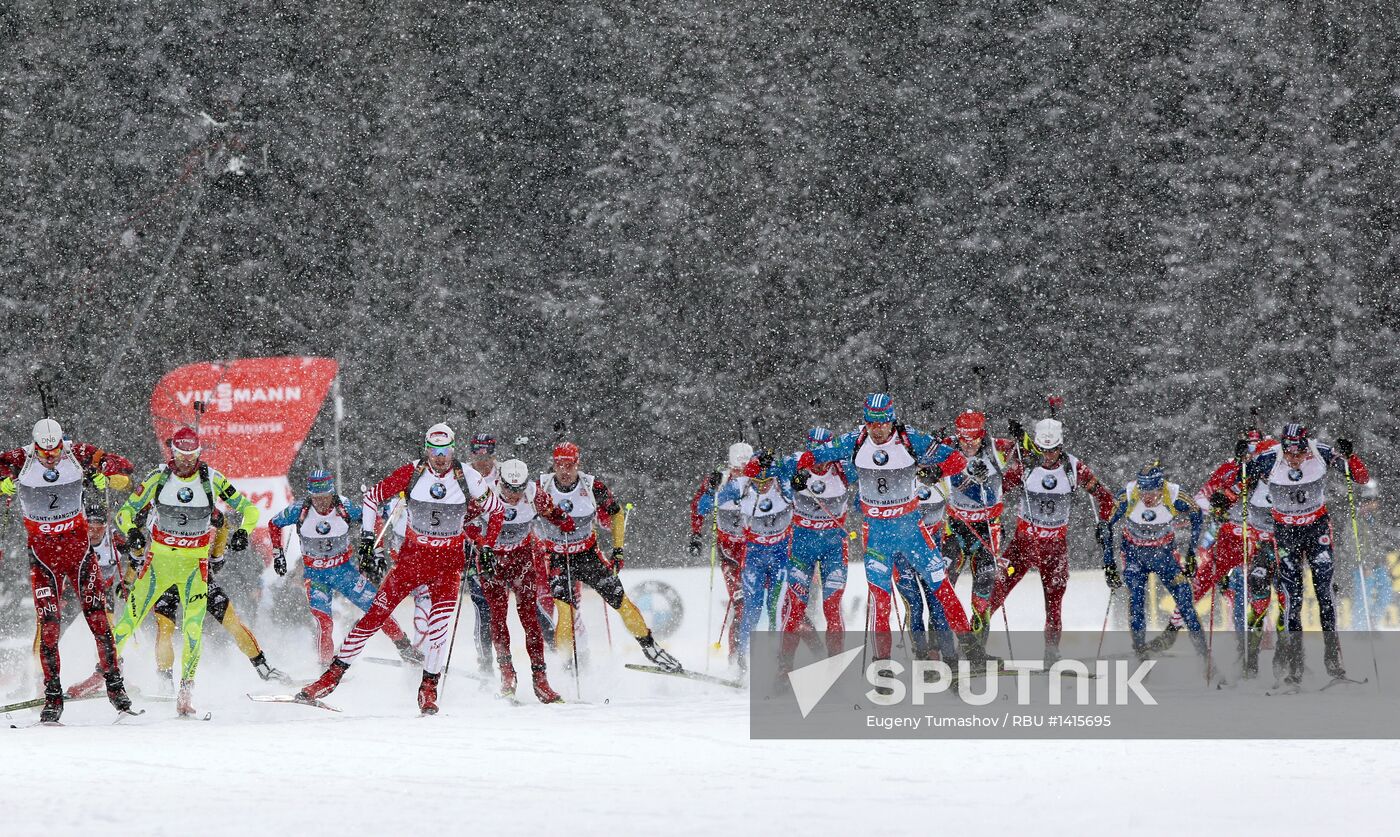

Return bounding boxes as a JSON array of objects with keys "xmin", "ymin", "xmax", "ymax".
[{"xmin": 876, "ymin": 477, "xmax": 889, "ymax": 495}]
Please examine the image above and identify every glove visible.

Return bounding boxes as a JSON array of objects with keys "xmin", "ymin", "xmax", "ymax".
[
  {"xmin": 125, "ymin": 527, "xmax": 147, "ymax": 554},
  {"xmin": 209, "ymin": 556, "xmax": 226, "ymax": 578},
  {"xmin": 966, "ymin": 458, "xmax": 990, "ymax": 479},
  {"xmin": 558, "ymin": 515, "xmax": 576, "ymax": 533},
  {"xmin": 1094, "ymin": 521, "xmax": 1111, "ymax": 547},
  {"xmin": 1234, "ymin": 438, "xmax": 1250, "ymax": 459},
  {"xmin": 708, "ymin": 470, "xmax": 724, "ymax": 489},
  {"xmin": 1104, "ymin": 563, "xmax": 1123, "ymax": 590},
  {"xmin": 796, "ymin": 451, "xmax": 816, "ymax": 471},
  {"xmin": 1336, "ymin": 437, "xmax": 1354, "ymax": 458},
  {"xmin": 1183, "ymin": 550, "xmax": 1198, "ymax": 579},
  {"xmin": 743, "ymin": 458, "xmax": 762, "ymax": 479},
  {"xmin": 1008, "ymin": 420, "xmax": 1026, "ymax": 444},
  {"xmin": 90, "ymin": 472, "xmax": 108, "ymax": 491},
  {"xmin": 686, "ymin": 537, "xmax": 701, "ymax": 558},
  {"xmin": 610, "ymin": 546, "xmax": 625, "ymax": 574},
  {"xmin": 229, "ymin": 529, "xmax": 250, "ymax": 552},
  {"xmin": 273, "ymin": 549, "xmax": 288, "ymax": 577},
  {"xmin": 790, "ymin": 471, "xmax": 809, "ymax": 493},
  {"xmin": 477, "ymin": 546, "xmax": 496, "ymax": 580},
  {"xmin": 1209, "ymin": 491, "xmax": 1232, "ymax": 516},
  {"xmin": 756, "ymin": 449, "xmax": 775, "ymax": 472},
  {"xmin": 358, "ymin": 534, "xmax": 385, "ymax": 582},
  {"xmin": 0, "ymin": 477, "xmax": 14, "ymax": 496}
]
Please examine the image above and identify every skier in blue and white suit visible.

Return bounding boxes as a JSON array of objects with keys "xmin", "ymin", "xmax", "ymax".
[
  {"xmin": 715, "ymin": 451, "xmax": 793, "ymax": 671},
  {"xmin": 775, "ymin": 428, "xmax": 855, "ymax": 664},
  {"xmin": 799, "ymin": 394, "xmax": 970, "ymax": 660},
  {"xmin": 1101, "ymin": 461, "xmax": 1209, "ymax": 662}
]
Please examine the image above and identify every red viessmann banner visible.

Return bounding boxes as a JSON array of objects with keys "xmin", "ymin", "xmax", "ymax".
[{"xmin": 150, "ymin": 357, "xmax": 338, "ymax": 535}]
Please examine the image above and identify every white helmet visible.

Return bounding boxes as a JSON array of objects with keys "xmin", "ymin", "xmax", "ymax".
[
  {"xmin": 1034, "ymin": 418, "xmax": 1063, "ymax": 451},
  {"xmin": 32, "ymin": 418, "xmax": 64, "ymax": 452},
  {"xmin": 499, "ymin": 459, "xmax": 530, "ymax": 491},
  {"xmin": 424, "ymin": 422, "xmax": 455, "ymax": 448},
  {"xmin": 728, "ymin": 442, "xmax": 754, "ymax": 469}
]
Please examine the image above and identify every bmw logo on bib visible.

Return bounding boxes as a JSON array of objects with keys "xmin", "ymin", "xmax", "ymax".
[
  {"xmin": 430, "ymin": 482, "xmax": 447, "ymax": 499},
  {"xmin": 918, "ymin": 486, "xmax": 931, "ymax": 500},
  {"xmin": 559, "ymin": 498, "xmax": 574, "ymax": 513},
  {"xmin": 1042, "ymin": 474, "xmax": 1058, "ymax": 490},
  {"xmin": 43, "ymin": 469, "xmax": 60, "ymax": 483},
  {"xmin": 758, "ymin": 498, "xmax": 773, "ymax": 513},
  {"xmin": 1288, "ymin": 469, "xmax": 1303, "ymax": 482},
  {"xmin": 177, "ymin": 487, "xmax": 194, "ymax": 503},
  {"xmin": 1142, "ymin": 509, "xmax": 1157, "ymax": 521},
  {"xmin": 809, "ymin": 480, "xmax": 825, "ymax": 495},
  {"xmin": 504, "ymin": 508, "xmax": 517, "ymax": 521},
  {"xmin": 315, "ymin": 521, "xmax": 332, "ymax": 535},
  {"xmin": 872, "ymin": 450, "xmax": 889, "ymax": 466},
  {"xmin": 631, "ymin": 579, "xmax": 684, "ymax": 638}
]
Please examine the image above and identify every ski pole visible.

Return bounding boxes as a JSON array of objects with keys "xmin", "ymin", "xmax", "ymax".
[
  {"xmin": 439, "ymin": 572, "xmax": 468, "ymax": 695},
  {"xmin": 1207, "ymin": 575, "xmax": 1217, "ymax": 685},
  {"xmin": 705, "ymin": 506, "xmax": 718, "ymax": 671},
  {"xmin": 1345, "ymin": 465, "xmax": 1382, "ymax": 686},
  {"xmin": 565, "ymin": 552, "xmax": 582, "ymax": 700}
]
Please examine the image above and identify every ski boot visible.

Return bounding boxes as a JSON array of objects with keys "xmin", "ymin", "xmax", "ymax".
[
  {"xmin": 418, "ymin": 671, "xmax": 440, "ymax": 715},
  {"xmin": 40, "ymin": 679, "xmax": 63, "ymax": 724},
  {"xmin": 104, "ymin": 670, "xmax": 133, "ymax": 713},
  {"xmin": 251, "ymin": 653, "xmax": 287, "ymax": 683},
  {"xmin": 176, "ymin": 680, "xmax": 197, "ymax": 717},
  {"xmin": 499, "ymin": 660, "xmax": 518, "ymax": 700},
  {"xmin": 1323, "ymin": 632, "xmax": 1347, "ymax": 680},
  {"xmin": 65, "ymin": 667, "xmax": 106, "ymax": 700},
  {"xmin": 531, "ymin": 664, "xmax": 562, "ymax": 704},
  {"xmin": 157, "ymin": 668, "xmax": 176, "ymax": 699},
  {"xmin": 394, "ymin": 636, "xmax": 425, "ymax": 665},
  {"xmin": 298, "ymin": 658, "xmax": 349, "ymax": 703},
  {"xmin": 638, "ymin": 633, "xmax": 682, "ymax": 672},
  {"xmin": 1145, "ymin": 621, "xmax": 1181, "ymax": 654}
]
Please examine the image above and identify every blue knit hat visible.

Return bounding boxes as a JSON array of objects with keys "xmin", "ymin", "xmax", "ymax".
[
  {"xmin": 807, "ymin": 427, "xmax": 834, "ymax": 450},
  {"xmin": 307, "ymin": 470, "xmax": 336, "ymax": 495},
  {"xmin": 1136, "ymin": 462, "xmax": 1165, "ymax": 492},
  {"xmin": 863, "ymin": 393, "xmax": 895, "ymax": 423}
]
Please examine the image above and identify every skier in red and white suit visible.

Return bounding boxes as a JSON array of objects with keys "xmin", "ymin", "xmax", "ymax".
[
  {"xmin": 298, "ymin": 423, "xmax": 504, "ymax": 714},
  {"xmin": 1146, "ymin": 428, "xmax": 1281, "ymax": 653},
  {"xmin": 480, "ymin": 458, "xmax": 572, "ymax": 703},
  {"xmin": 688, "ymin": 441, "xmax": 752, "ymax": 661},
  {"xmin": 0, "ymin": 419, "xmax": 135, "ymax": 722},
  {"xmin": 988, "ymin": 417, "xmax": 1114, "ymax": 663}
]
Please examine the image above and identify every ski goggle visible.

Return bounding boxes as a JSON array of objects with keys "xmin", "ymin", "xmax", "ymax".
[
  {"xmin": 424, "ymin": 444, "xmax": 454, "ymax": 456},
  {"xmin": 470, "ymin": 442, "xmax": 496, "ymax": 455}
]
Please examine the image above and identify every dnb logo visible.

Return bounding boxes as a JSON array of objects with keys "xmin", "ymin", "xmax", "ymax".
[
  {"xmin": 872, "ymin": 450, "xmax": 890, "ymax": 466},
  {"xmin": 315, "ymin": 521, "xmax": 332, "ymax": 535},
  {"xmin": 43, "ymin": 469, "xmax": 61, "ymax": 483},
  {"xmin": 429, "ymin": 482, "xmax": 447, "ymax": 500},
  {"xmin": 631, "ymin": 579, "xmax": 684, "ymax": 639},
  {"xmin": 177, "ymin": 487, "xmax": 195, "ymax": 503},
  {"xmin": 1041, "ymin": 474, "xmax": 1058, "ymax": 490}
]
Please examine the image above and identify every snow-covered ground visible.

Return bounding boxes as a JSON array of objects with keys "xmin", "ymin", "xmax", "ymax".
[{"xmin": 5, "ymin": 566, "xmax": 1398, "ymax": 836}]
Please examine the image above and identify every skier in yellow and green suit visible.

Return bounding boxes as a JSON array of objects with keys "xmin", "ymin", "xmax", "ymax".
[{"xmin": 112, "ymin": 426, "xmax": 259, "ymax": 716}]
